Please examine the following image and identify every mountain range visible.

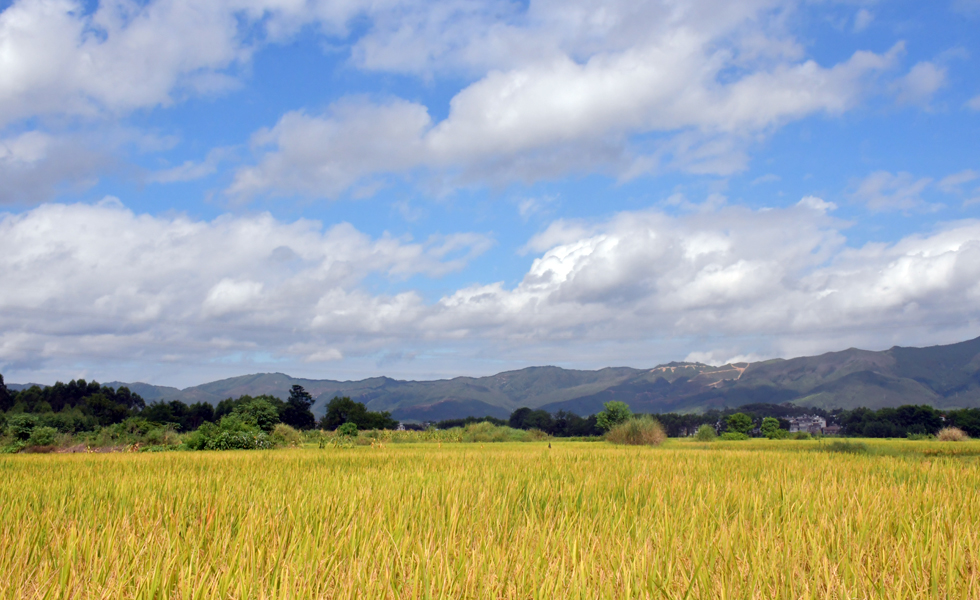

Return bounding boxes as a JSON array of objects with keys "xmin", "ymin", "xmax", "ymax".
[{"xmin": 10, "ymin": 336, "xmax": 980, "ymax": 421}]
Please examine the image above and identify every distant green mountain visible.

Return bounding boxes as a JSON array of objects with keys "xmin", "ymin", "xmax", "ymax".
[{"xmin": 19, "ymin": 336, "xmax": 980, "ymax": 421}]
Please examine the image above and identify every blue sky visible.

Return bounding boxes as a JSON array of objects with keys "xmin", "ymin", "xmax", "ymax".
[{"xmin": 1, "ymin": 0, "xmax": 979, "ymax": 387}]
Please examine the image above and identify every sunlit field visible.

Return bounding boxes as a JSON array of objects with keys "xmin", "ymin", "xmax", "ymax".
[{"xmin": 2, "ymin": 439, "xmax": 979, "ymax": 599}]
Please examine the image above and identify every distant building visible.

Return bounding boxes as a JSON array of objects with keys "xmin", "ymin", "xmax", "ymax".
[{"xmin": 786, "ymin": 415, "xmax": 826, "ymax": 434}]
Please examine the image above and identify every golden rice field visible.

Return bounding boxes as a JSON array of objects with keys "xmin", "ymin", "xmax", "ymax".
[{"xmin": 2, "ymin": 439, "xmax": 979, "ymax": 599}]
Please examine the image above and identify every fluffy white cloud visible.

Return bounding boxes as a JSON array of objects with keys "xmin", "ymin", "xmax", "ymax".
[
  {"xmin": 0, "ymin": 131, "xmax": 113, "ymax": 203},
  {"xmin": 232, "ymin": 38, "xmax": 902, "ymax": 197},
  {"xmin": 0, "ymin": 0, "xmax": 385, "ymax": 126},
  {"xmin": 3, "ymin": 198, "xmax": 980, "ymax": 383},
  {"xmin": 421, "ymin": 203, "xmax": 980, "ymax": 359},
  {"xmin": 851, "ymin": 170, "xmax": 934, "ymax": 212},
  {"xmin": 0, "ymin": 199, "xmax": 491, "ymax": 373}
]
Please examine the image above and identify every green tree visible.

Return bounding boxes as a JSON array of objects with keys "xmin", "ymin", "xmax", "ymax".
[
  {"xmin": 318, "ymin": 396, "xmax": 398, "ymax": 431},
  {"xmin": 726, "ymin": 413, "xmax": 754, "ymax": 436},
  {"xmin": 596, "ymin": 401, "xmax": 633, "ymax": 432},
  {"xmin": 0, "ymin": 373, "xmax": 12, "ymax": 412},
  {"xmin": 760, "ymin": 417, "xmax": 783, "ymax": 439},
  {"xmin": 281, "ymin": 385, "xmax": 316, "ymax": 430},
  {"xmin": 694, "ymin": 424, "xmax": 717, "ymax": 441},
  {"xmin": 232, "ymin": 398, "xmax": 280, "ymax": 432}
]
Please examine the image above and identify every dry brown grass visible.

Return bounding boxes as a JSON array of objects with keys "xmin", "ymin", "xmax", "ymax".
[
  {"xmin": 937, "ymin": 426, "xmax": 969, "ymax": 441},
  {"xmin": 605, "ymin": 415, "xmax": 667, "ymax": 446}
]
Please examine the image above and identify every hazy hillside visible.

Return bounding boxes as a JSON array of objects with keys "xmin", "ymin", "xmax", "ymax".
[{"xmin": 13, "ymin": 335, "xmax": 980, "ymax": 421}]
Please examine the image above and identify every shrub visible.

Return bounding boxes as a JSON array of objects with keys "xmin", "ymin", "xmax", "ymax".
[
  {"xmin": 719, "ymin": 432, "xmax": 750, "ymax": 441},
  {"xmin": 605, "ymin": 416, "xmax": 666, "ymax": 446},
  {"xmin": 791, "ymin": 431, "xmax": 812, "ymax": 440},
  {"xmin": 7, "ymin": 414, "xmax": 38, "ymax": 441},
  {"xmin": 337, "ymin": 422, "xmax": 359, "ymax": 438},
  {"xmin": 271, "ymin": 424, "xmax": 303, "ymax": 447},
  {"xmin": 28, "ymin": 426, "xmax": 58, "ymax": 447},
  {"xmin": 694, "ymin": 424, "xmax": 716, "ymax": 441},
  {"xmin": 937, "ymin": 427, "xmax": 969, "ymax": 442}
]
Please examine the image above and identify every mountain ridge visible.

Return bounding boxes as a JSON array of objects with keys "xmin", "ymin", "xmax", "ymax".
[{"xmin": 8, "ymin": 336, "xmax": 980, "ymax": 420}]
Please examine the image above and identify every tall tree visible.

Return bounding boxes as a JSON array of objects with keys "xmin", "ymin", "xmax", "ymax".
[
  {"xmin": 281, "ymin": 385, "xmax": 316, "ymax": 430},
  {"xmin": 0, "ymin": 373, "xmax": 11, "ymax": 412}
]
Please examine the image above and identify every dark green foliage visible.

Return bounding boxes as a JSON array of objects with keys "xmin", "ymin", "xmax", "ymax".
[
  {"xmin": 719, "ymin": 431, "xmax": 750, "ymax": 440},
  {"xmin": 7, "ymin": 413, "xmax": 38, "ymax": 440},
  {"xmin": 0, "ymin": 374, "xmax": 11, "ymax": 412},
  {"xmin": 947, "ymin": 408, "xmax": 980, "ymax": 437},
  {"xmin": 337, "ymin": 422, "xmax": 358, "ymax": 437},
  {"xmin": 760, "ymin": 417, "xmax": 785, "ymax": 439},
  {"xmin": 436, "ymin": 416, "xmax": 506, "ymax": 429},
  {"xmin": 837, "ymin": 405, "xmax": 945, "ymax": 437},
  {"xmin": 725, "ymin": 413, "xmax": 754, "ymax": 435},
  {"xmin": 318, "ymin": 396, "xmax": 398, "ymax": 430},
  {"xmin": 508, "ymin": 408, "xmax": 554, "ymax": 431},
  {"xmin": 280, "ymin": 385, "xmax": 316, "ymax": 430},
  {"xmin": 1, "ymin": 378, "xmax": 145, "ymax": 430},
  {"xmin": 184, "ymin": 421, "xmax": 272, "ymax": 450},
  {"xmin": 596, "ymin": 401, "xmax": 632, "ymax": 432},
  {"xmin": 27, "ymin": 426, "xmax": 58, "ymax": 446},
  {"xmin": 141, "ymin": 400, "xmax": 215, "ymax": 431}
]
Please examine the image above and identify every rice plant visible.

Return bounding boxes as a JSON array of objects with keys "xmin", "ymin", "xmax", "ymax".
[{"xmin": 1, "ymin": 439, "xmax": 978, "ymax": 598}]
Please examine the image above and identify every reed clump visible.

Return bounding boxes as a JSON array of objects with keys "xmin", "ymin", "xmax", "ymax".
[
  {"xmin": 936, "ymin": 426, "xmax": 969, "ymax": 441},
  {"xmin": 605, "ymin": 415, "xmax": 667, "ymax": 446}
]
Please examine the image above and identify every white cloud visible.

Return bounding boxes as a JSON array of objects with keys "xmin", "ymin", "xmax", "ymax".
[
  {"xmin": 423, "ymin": 205, "xmax": 980, "ymax": 357},
  {"xmin": 851, "ymin": 170, "xmax": 934, "ymax": 211},
  {"xmin": 967, "ymin": 95, "xmax": 980, "ymax": 111},
  {"xmin": 0, "ymin": 131, "xmax": 112, "ymax": 203},
  {"xmin": 893, "ymin": 61, "xmax": 947, "ymax": 106},
  {"xmin": 232, "ymin": 39, "xmax": 902, "ymax": 198},
  {"xmin": 3, "ymin": 198, "xmax": 980, "ymax": 383},
  {"xmin": 0, "ymin": 200, "xmax": 491, "ymax": 373},
  {"xmin": 0, "ymin": 0, "xmax": 377, "ymax": 126}
]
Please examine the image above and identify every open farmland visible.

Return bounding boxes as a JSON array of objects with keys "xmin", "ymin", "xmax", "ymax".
[{"xmin": 2, "ymin": 440, "xmax": 979, "ymax": 599}]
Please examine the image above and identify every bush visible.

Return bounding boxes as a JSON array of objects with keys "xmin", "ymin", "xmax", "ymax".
[
  {"xmin": 337, "ymin": 422, "xmax": 359, "ymax": 438},
  {"xmin": 28, "ymin": 426, "xmax": 58, "ymax": 447},
  {"xmin": 694, "ymin": 424, "xmax": 716, "ymax": 441},
  {"xmin": 7, "ymin": 414, "xmax": 38, "ymax": 441},
  {"xmin": 937, "ymin": 427, "xmax": 969, "ymax": 442},
  {"xmin": 271, "ymin": 424, "xmax": 302, "ymax": 447},
  {"xmin": 605, "ymin": 416, "xmax": 666, "ymax": 446},
  {"xmin": 719, "ymin": 431, "xmax": 750, "ymax": 441},
  {"xmin": 791, "ymin": 431, "xmax": 812, "ymax": 440}
]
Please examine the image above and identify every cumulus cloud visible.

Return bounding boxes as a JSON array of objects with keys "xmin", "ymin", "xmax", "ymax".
[
  {"xmin": 421, "ymin": 204, "xmax": 980, "ymax": 358},
  {"xmin": 0, "ymin": 0, "xmax": 378, "ymax": 126},
  {"xmin": 3, "ymin": 198, "xmax": 980, "ymax": 382},
  {"xmin": 0, "ymin": 200, "xmax": 491, "ymax": 373},
  {"xmin": 0, "ymin": 131, "xmax": 113, "ymax": 204},
  {"xmin": 851, "ymin": 170, "xmax": 934, "ymax": 212},
  {"xmin": 232, "ymin": 37, "xmax": 902, "ymax": 198}
]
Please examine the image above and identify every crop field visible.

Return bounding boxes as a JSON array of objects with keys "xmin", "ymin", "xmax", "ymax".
[{"xmin": 2, "ymin": 440, "xmax": 979, "ymax": 599}]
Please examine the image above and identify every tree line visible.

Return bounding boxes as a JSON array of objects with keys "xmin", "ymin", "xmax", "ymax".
[{"xmin": 4, "ymin": 373, "xmax": 980, "ymax": 441}]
